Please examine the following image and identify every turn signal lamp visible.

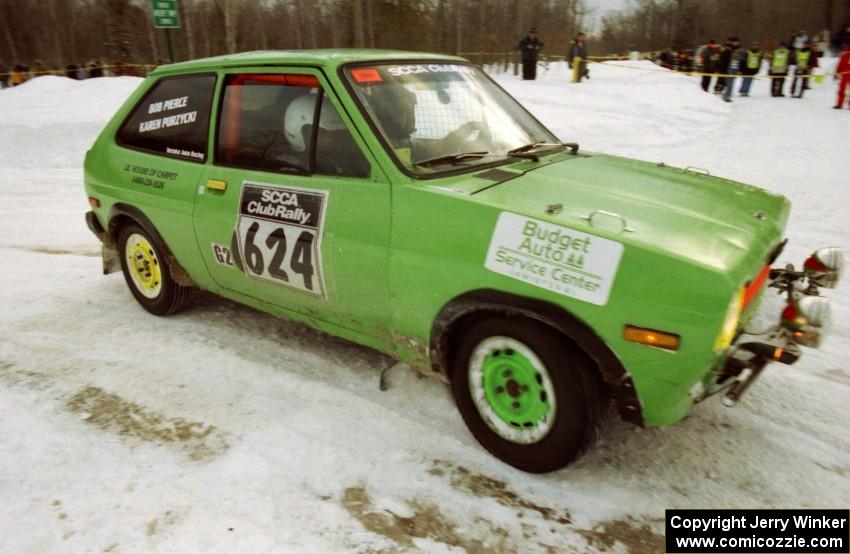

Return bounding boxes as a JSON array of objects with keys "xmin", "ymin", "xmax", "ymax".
[
  {"xmin": 781, "ymin": 295, "xmax": 831, "ymax": 348},
  {"xmin": 714, "ymin": 289, "xmax": 744, "ymax": 351},
  {"xmin": 624, "ymin": 326, "xmax": 680, "ymax": 351}
]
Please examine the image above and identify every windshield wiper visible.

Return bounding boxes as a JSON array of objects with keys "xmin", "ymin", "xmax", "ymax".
[
  {"xmin": 413, "ymin": 151, "xmax": 490, "ymax": 168},
  {"xmin": 505, "ymin": 141, "xmax": 579, "ymax": 161}
]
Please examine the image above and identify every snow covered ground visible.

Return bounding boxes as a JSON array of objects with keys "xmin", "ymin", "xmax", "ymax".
[{"xmin": 0, "ymin": 60, "xmax": 848, "ymax": 553}]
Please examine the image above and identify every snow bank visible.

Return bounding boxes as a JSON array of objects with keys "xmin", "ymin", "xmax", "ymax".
[{"xmin": 0, "ymin": 76, "xmax": 142, "ymax": 169}]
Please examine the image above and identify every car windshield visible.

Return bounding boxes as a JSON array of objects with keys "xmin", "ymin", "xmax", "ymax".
[{"xmin": 344, "ymin": 62, "xmax": 561, "ymax": 174}]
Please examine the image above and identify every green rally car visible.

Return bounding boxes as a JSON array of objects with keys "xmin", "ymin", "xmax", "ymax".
[{"xmin": 83, "ymin": 50, "xmax": 843, "ymax": 472}]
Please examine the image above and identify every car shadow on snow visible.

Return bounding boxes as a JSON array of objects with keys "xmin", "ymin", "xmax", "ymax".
[{"xmin": 167, "ymin": 291, "xmax": 836, "ymax": 508}]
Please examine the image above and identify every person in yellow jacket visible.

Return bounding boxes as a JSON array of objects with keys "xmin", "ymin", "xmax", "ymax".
[
  {"xmin": 790, "ymin": 41, "xmax": 818, "ymax": 98},
  {"xmin": 769, "ymin": 43, "xmax": 791, "ymax": 97},
  {"xmin": 739, "ymin": 41, "xmax": 763, "ymax": 97}
]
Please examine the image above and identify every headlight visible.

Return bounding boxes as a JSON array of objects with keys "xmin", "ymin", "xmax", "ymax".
[
  {"xmin": 803, "ymin": 247, "xmax": 844, "ymax": 289},
  {"xmin": 714, "ymin": 289, "xmax": 744, "ymax": 351},
  {"xmin": 781, "ymin": 295, "xmax": 831, "ymax": 348}
]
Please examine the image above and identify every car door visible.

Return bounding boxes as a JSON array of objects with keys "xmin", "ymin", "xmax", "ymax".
[{"xmin": 192, "ymin": 67, "xmax": 392, "ymax": 337}]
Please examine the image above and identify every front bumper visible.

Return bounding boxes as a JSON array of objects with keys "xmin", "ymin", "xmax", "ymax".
[
  {"xmin": 704, "ymin": 248, "xmax": 842, "ymax": 406},
  {"xmin": 715, "ymin": 325, "xmax": 801, "ymax": 406}
]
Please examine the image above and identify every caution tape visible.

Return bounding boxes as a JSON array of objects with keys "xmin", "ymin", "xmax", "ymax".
[
  {"xmin": 587, "ymin": 59, "xmax": 850, "ymax": 80},
  {"xmin": 457, "ymin": 51, "xmax": 628, "ymax": 61},
  {"xmin": 457, "ymin": 50, "xmax": 849, "ymax": 79},
  {"xmin": 2, "ymin": 57, "xmax": 845, "ymax": 81},
  {"xmin": 456, "ymin": 51, "xmax": 848, "ymax": 79},
  {"xmin": 0, "ymin": 63, "xmax": 158, "ymax": 78}
]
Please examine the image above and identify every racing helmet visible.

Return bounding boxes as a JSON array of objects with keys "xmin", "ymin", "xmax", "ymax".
[{"xmin": 284, "ymin": 92, "xmax": 346, "ymax": 152}]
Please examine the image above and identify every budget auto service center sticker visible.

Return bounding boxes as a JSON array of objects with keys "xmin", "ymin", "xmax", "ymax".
[
  {"xmin": 485, "ymin": 212, "xmax": 623, "ymax": 306},
  {"xmin": 236, "ymin": 182, "xmax": 328, "ymax": 298}
]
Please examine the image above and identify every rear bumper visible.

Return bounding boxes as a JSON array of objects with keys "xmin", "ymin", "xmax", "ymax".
[
  {"xmin": 85, "ymin": 210, "xmax": 106, "ymax": 242},
  {"xmin": 85, "ymin": 210, "xmax": 120, "ymax": 275}
]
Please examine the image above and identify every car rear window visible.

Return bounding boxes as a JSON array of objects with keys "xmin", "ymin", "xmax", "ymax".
[{"xmin": 116, "ymin": 73, "xmax": 216, "ymax": 162}]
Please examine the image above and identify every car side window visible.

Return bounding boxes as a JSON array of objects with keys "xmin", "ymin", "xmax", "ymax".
[
  {"xmin": 116, "ymin": 74, "xmax": 216, "ymax": 162},
  {"xmin": 216, "ymin": 73, "xmax": 370, "ymax": 178},
  {"xmin": 217, "ymin": 73, "xmax": 320, "ymax": 174}
]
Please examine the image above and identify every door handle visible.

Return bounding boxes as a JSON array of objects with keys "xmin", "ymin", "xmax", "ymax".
[{"xmin": 206, "ymin": 179, "xmax": 227, "ymax": 192}]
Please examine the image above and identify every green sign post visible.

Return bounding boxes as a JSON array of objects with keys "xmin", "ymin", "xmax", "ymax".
[
  {"xmin": 150, "ymin": 0, "xmax": 180, "ymax": 63},
  {"xmin": 151, "ymin": 0, "xmax": 180, "ymax": 28}
]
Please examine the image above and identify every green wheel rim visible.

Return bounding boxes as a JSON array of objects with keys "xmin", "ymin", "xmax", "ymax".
[{"xmin": 468, "ymin": 336, "xmax": 557, "ymax": 444}]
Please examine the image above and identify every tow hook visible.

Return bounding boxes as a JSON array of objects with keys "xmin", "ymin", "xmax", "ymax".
[{"xmin": 722, "ymin": 339, "xmax": 800, "ymax": 407}]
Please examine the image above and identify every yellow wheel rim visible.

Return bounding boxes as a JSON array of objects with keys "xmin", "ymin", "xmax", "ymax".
[{"xmin": 125, "ymin": 233, "xmax": 162, "ymax": 299}]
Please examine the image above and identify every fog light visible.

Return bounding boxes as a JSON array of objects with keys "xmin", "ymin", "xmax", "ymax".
[
  {"xmin": 803, "ymin": 247, "xmax": 843, "ymax": 289},
  {"xmin": 781, "ymin": 295, "xmax": 831, "ymax": 348}
]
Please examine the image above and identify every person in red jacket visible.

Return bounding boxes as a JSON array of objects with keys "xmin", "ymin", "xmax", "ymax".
[{"xmin": 835, "ymin": 43, "xmax": 850, "ymax": 108}]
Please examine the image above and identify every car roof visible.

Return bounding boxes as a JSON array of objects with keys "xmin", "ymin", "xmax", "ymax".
[{"xmin": 151, "ymin": 49, "xmax": 468, "ymax": 76}]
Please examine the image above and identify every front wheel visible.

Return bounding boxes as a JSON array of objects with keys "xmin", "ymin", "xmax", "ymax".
[
  {"xmin": 451, "ymin": 316, "xmax": 605, "ymax": 473},
  {"xmin": 118, "ymin": 223, "xmax": 193, "ymax": 315}
]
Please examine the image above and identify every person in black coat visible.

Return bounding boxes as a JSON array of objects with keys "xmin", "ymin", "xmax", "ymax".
[
  {"xmin": 518, "ymin": 28, "xmax": 543, "ymax": 80},
  {"xmin": 697, "ymin": 39, "xmax": 721, "ymax": 92}
]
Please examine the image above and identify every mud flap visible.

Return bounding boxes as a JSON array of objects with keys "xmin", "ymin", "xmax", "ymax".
[{"xmin": 102, "ymin": 244, "xmax": 121, "ymax": 275}]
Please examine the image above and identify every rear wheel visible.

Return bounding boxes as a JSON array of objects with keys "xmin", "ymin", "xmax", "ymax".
[
  {"xmin": 451, "ymin": 316, "xmax": 605, "ymax": 473},
  {"xmin": 118, "ymin": 223, "xmax": 192, "ymax": 315}
]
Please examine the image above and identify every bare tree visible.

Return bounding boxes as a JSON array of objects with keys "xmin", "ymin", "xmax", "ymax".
[{"xmin": 0, "ymin": 0, "xmax": 842, "ymax": 69}]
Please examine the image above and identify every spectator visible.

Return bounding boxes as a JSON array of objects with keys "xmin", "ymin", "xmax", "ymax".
[
  {"xmin": 517, "ymin": 28, "xmax": 543, "ymax": 81},
  {"xmin": 33, "ymin": 59, "xmax": 47, "ymax": 77},
  {"xmin": 89, "ymin": 62, "xmax": 103, "ymax": 78},
  {"xmin": 829, "ymin": 26, "xmax": 847, "ymax": 55},
  {"xmin": 676, "ymin": 49, "xmax": 693, "ymax": 72},
  {"xmin": 658, "ymin": 46, "xmax": 676, "ymax": 69},
  {"xmin": 720, "ymin": 36, "xmax": 743, "ymax": 102},
  {"xmin": 11, "ymin": 64, "xmax": 26, "ymax": 86},
  {"xmin": 567, "ymin": 32, "xmax": 589, "ymax": 81},
  {"xmin": 814, "ymin": 30, "xmax": 830, "ymax": 56},
  {"xmin": 792, "ymin": 30, "xmax": 809, "ymax": 50},
  {"xmin": 739, "ymin": 40, "xmax": 763, "ymax": 97},
  {"xmin": 834, "ymin": 43, "xmax": 850, "ymax": 109},
  {"xmin": 65, "ymin": 64, "xmax": 79, "ymax": 79},
  {"xmin": 790, "ymin": 41, "xmax": 818, "ymax": 98},
  {"xmin": 0, "ymin": 62, "xmax": 9, "ymax": 88},
  {"xmin": 696, "ymin": 39, "xmax": 721, "ymax": 92},
  {"xmin": 769, "ymin": 42, "xmax": 791, "ymax": 97}
]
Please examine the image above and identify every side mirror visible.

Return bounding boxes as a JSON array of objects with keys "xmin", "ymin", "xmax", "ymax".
[
  {"xmin": 804, "ymin": 247, "xmax": 844, "ymax": 289},
  {"xmin": 781, "ymin": 295, "xmax": 831, "ymax": 348}
]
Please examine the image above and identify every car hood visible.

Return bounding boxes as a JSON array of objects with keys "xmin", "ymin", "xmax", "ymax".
[{"xmin": 457, "ymin": 153, "xmax": 790, "ymax": 276}]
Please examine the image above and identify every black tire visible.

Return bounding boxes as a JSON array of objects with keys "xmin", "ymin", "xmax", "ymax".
[
  {"xmin": 451, "ymin": 315, "xmax": 605, "ymax": 473},
  {"xmin": 117, "ymin": 223, "xmax": 193, "ymax": 316}
]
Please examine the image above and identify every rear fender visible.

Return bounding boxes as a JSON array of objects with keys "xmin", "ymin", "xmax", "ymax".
[{"xmin": 105, "ymin": 203, "xmax": 195, "ymax": 287}]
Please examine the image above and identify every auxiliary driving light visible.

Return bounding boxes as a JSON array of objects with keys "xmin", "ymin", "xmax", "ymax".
[
  {"xmin": 781, "ymin": 295, "xmax": 831, "ymax": 348},
  {"xmin": 803, "ymin": 247, "xmax": 844, "ymax": 289}
]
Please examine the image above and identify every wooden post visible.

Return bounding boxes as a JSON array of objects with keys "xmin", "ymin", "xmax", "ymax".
[{"xmin": 572, "ymin": 56, "xmax": 582, "ymax": 82}]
